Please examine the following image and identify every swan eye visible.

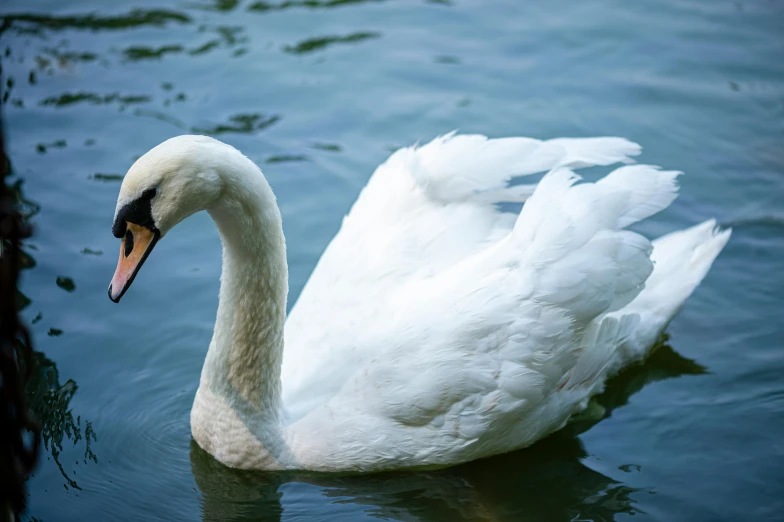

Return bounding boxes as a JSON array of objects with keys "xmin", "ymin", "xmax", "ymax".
[
  {"xmin": 112, "ymin": 187, "xmax": 158, "ymax": 238},
  {"xmin": 124, "ymin": 229, "xmax": 134, "ymax": 257}
]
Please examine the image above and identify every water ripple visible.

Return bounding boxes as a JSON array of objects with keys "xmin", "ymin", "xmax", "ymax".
[{"xmin": 283, "ymin": 31, "xmax": 380, "ymax": 54}]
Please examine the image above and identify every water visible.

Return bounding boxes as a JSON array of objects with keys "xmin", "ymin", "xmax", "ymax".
[{"xmin": 2, "ymin": 0, "xmax": 782, "ymax": 520}]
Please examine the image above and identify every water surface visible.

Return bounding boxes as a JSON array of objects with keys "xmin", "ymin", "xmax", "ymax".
[{"xmin": 2, "ymin": 0, "xmax": 783, "ymax": 520}]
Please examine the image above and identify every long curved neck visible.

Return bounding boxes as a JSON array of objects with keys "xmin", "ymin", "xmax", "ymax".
[{"xmin": 199, "ymin": 150, "xmax": 287, "ymax": 424}]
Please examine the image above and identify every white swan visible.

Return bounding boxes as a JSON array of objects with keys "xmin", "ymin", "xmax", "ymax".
[{"xmin": 109, "ymin": 133, "xmax": 730, "ymax": 472}]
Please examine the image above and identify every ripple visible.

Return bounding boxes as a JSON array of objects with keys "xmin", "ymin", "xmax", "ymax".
[
  {"xmin": 266, "ymin": 154, "xmax": 309, "ymax": 163},
  {"xmin": 311, "ymin": 142, "xmax": 342, "ymax": 152},
  {"xmin": 189, "ymin": 40, "xmax": 220, "ymax": 55},
  {"xmin": 89, "ymin": 173, "xmax": 124, "ymax": 182},
  {"xmin": 123, "ymin": 45, "xmax": 184, "ymax": 61},
  {"xmin": 36, "ymin": 46, "xmax": 99, "ymax": 73},
  {"xmin": 248, "ymin": 0, "xmax": 387, "ymax": 13},
  {"xmin": 190, "ymin": 0, "xmax": 241, "ymax": 11},
  {"xmin": 283, "ymin": 31, "xmax": 380, "ymax": 54},
  {"xmin": 192, "ymin": 112, "xmax": 281, "ymax": 135},
  {"xmin": 0, "ymin": 9, "xmax": 191, "ymax": 36},
  {"xmin": 39, "ymin": 92, "xmax": 152, "ymax": 107},
  {"xmin": 108, "ymin": 382, "xmax": 195, "ymax": 479}
]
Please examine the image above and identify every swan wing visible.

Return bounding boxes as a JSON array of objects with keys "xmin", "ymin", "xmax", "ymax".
[
  {"xmin": 288, "ymin": 162, "xmax": 723, "ymax": 470},
  {"xmin": 282, "ymin": 134, "xmax": 641, "ymax": 421},
  {"xmin": 305, "ymin": 132, "xmax": 641, "ymax": 286}
]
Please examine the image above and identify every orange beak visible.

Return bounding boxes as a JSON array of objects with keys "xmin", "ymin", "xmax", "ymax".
[{"xmin": 108, "ymin": 222, "xmax": 159, "ymax": 303}]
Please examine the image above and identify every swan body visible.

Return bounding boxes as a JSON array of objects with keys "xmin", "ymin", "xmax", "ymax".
[{"xmin": 110, "ymin": 133, "xmax": 730, "ymax": 472}]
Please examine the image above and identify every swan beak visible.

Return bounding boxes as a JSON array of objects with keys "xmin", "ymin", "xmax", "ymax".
[{"xmin": 108, "ymin": 222, "xmax": 160, "ymax": 303}]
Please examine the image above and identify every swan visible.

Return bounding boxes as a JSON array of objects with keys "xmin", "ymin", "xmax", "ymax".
[{"xmin": 108, "ymin": 133, "xmax": 730, "ymax": 472}]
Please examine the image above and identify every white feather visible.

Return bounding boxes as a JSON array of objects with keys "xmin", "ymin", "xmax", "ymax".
[{"xmin": 115, "ymin": 133, "xmax": 730, "ymax": 472}]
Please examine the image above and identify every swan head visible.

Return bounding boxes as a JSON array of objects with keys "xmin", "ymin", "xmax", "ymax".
[{"xmin": 108, "ymin": 135, "xmax": 224, "ymax": 302}]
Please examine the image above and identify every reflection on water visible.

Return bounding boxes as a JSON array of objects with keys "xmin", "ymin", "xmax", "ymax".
[
  {"xmin": 4, "ymin": 178, "xmax": 37, "ymax": 311},
  {"xmin": 18, "ymin": 341, "xmax": 98, "ymax": 491},
  {"xmin": 191, "ymin": 341, "xmax": 698, "ymax": 522},
  {"xmin": 6, "ymin": 172, "xmax": 97, "ymax": 492}
]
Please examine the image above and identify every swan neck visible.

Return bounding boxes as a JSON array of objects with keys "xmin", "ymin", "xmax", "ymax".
[{"xmin": 200, "ymin": 150, "xmax": 287, "ymax": 422}]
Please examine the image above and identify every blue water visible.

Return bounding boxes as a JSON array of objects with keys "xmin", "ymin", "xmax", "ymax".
[{"xmin": 2, "ymin": 0, "xmax": 783, "ymax": 520}]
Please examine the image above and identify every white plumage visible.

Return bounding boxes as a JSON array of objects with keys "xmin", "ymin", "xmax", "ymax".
[{"xmin": 112, "ymin": 132, "xmax": 731, "ymax": 472}]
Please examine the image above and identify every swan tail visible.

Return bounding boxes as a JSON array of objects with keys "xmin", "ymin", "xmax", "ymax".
[
  {"xmin": 615, "ymin": 219, "xmax": 732, "ymax": 356},
  {"xmin": 408, "ymin": 132, "xmax": 641, "ymax": 204}
]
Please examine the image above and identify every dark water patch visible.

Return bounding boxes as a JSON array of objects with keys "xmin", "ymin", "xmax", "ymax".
[
  {"xmin": 34, "ymin": 47, "xmax": 99, "ymax": 74},
  {"xmin": 39, "ymin": 92, "xmax": 152, "ymax": 107},
  {"xmin": 214, "ymin": 25, "xmax": 246, "ymax": 46},
  {"xmin": 434, "ymin": 55, "xmax": 460, "ymax": 64},
  {"xmin": 248, "ymin": 0, "xmax": 385, "ymax": 13},
  {"xmin": 16, "ymin": 290, "xmax": 31, "ymax": 311},
  {"xmin": 55, "ymin": 276, "xmax": 75, "ymax": 292},
  {"xmin": 189, "ymin": 0, "xmax": 242, "ymax": 11},
  {"xmin": 2, "ymin": 76, "xmax": 15, "ymax": 104},
  {"xmin": 12, "ymin": 247, "xmax": 36, "ymax": 270},
  {"xmin": 123, "ymin": 45, "xmax": 184, "ymax": 61},
  {"xmin": 80, "ymin": 248, "xmax": 103, "ymax": 256},
  {"xmin": 90, "ymin": 173, "xmax": 124, "ymax": 182},
  {"xmin": 189, "ymin": 40, "xmax": 220, "ymax": 55},
  {"xmin": 192, "ymin": 113, "xmax": 281, "ymax": 135},
  {"xmin": 312, "ymin": 142, "xmax": 342, "ymax": 152},
  {"xmin": 5, "ymin": 179, "xmax": 41, "ymax": 221},
  {"xmin": 266, "ymin": 154, "xmax": 309, "ymax": 163},
  {"xmin": 47, "ymin": 328, "xmax": 63, "ymax": 337},
  {"xmin": 163, "ymin": 92, "xmax": 187, "ymax": 106},
  {"xmin": 186, "ymin": 31, "xmax": 246, "ymax": 57},
  {"xmin": 283, "ymin": 31, "xmax": 379, "ymax": 54},
  {"xmin": 0, "ymin": 9, "xmax": 191, "ymax": 36},
  {"xmin": 35, "ymin": 139, "xmax": 67, "ymax": 154}
]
